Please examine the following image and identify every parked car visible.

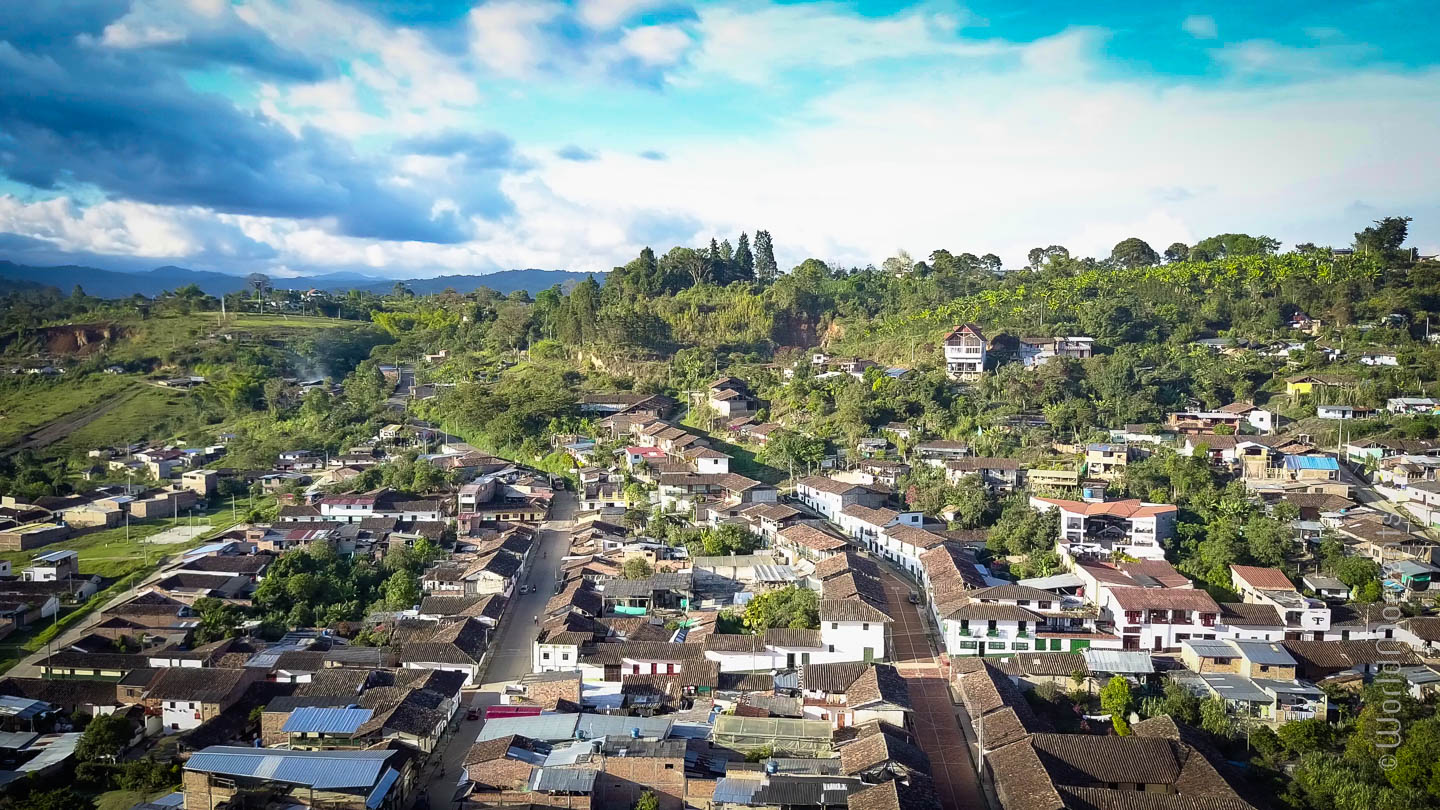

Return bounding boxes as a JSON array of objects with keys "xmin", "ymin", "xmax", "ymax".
[
  {"xmin": 908, "ymin": 593, "xmax": 920, "ymax": 605},
  {"xmin": 466, "ymin": 707, "xmax": 480, "ymax": 721}
]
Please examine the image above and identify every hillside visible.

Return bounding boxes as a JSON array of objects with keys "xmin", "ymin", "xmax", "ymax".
[{"xmin": 0, "ymin": 260, "xmax": 603, "ymax": 299}]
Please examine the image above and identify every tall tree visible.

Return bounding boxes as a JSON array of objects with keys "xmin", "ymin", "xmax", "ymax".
[
  {"xmin": 1163, "ymin": 242, "xmax": 1190, "ymax": 263},
  {"xmin": 753, "ymin": 230, "xmax": 778, "ymax": 283},
  {"xmin": 734, "ymin": 232, "xmax": 754, "ymax": 280},
  {"xmin": 1353, "ymin": 216, "xmax": 1413, "ymax": 261},
  {"xmin": 1110, "ymin": 237, "xmax": 1160, "ymax": 268},
  {"xmin": 709, "ymin": 237, "xmax": 725, "ymax": 283}
]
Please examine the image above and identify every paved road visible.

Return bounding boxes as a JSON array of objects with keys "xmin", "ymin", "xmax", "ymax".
[
  {"xmin": 415, "ymin": 488, "xmax": 579, "ymax": 806},
  {"xmin": 483, "ymin": 489, "xmax": 579, "ymax": 682},
  {"xmin": 880, "ymin": 570, "xmax": 988, "ymax": 810}
]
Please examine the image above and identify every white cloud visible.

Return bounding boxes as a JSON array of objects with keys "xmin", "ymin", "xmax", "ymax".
[
  {"xmin": 1182, "ymin": 15, "xmax": 1218, "ymax": 40},
  {"xmin": 577, "ymin": 0, "xmax": 672, "ymax": 30},
  {"xmin": 685, "ymin": 3, "xmax": 1002, "ymax": 84},
  {"xmin": 467, "ymin": 1, "xmax": 565, "ymax": 78},
  {"xmin": 619, "ymin": 24, "xmax": 691, "ymax": 66}
]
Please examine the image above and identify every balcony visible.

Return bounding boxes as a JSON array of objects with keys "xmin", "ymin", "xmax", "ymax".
[
  {"xmin": 986, "ymin": 629, "xmax": 1001, "ymax": 638},
  {"xmin": 1016, "ymin": 630, "xmax": 1029, "ymax": 638}
]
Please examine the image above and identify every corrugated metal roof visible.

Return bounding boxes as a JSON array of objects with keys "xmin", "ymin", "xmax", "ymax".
[
  {"xmin": 281, "ymin": 707, "xmax": 373, "ymax": 734},
  {"xmin": 476, "ymin": 714, "xmax": 581, "ymax": 743},
  {"xmin": 0, "ymin": 696, "xmax": 51, "ymax": 719},
  {"xmin": 1181, "ymin": 639, "xmax": 1236, "ymax": 658},
  {"xmin": 713, "ymin": 777, "xmax": 762, "ymax": 805},
  {"xmin": 1081, "ymin": 649, "xmax": 1155, "ymax": 675},
  {"xmin": 1252, "ymin": 678, "xmax": 1325, "ymax": 696},
  {"xmin": 1284, "ymin": 455, "xmax": 1339, "ymax": 471},
  {"xmin": 753, "ymin": 565, "xmax": 797, "ymax": 582},
  {"xmin": 575, "ymin": 713, "xmax": 673, "ymax": 740},
  {"xmin": 1200, "ymin": 673, "xmax": 1272, "ymax": 703},
  {"xmin": 365, "ymin": 768, "xmax": 400, "ymax": 809},
  {"xmin": 1231, "ymin": 640, "xmax": 1297, "ymax": 666},
  {"xmin": 184, "ymin": 746, "xmax": 394, "ymax": 789},
  {"xmin": 1017, "ymin": 573, "xmax": 1085, "ymax": 590},
  {"xmin": 531, "ymin": 767, "xmax": 599, "ymax": 792}
]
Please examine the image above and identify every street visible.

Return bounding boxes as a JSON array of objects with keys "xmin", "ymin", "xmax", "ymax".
[
  {"xmin": 483, "ymin": 488, "xmax": 579, "ymax": 682},
  {"xmin": 879, "ymin": 569, "xmax": 989, "ymax": 810},
  {"xmin": 415, "ymin": 487, "xmax": 578, "ymax": 805}
]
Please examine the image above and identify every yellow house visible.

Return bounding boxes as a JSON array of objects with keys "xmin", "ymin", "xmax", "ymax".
[{"xmin": 1286, "ymin": 374, "xmax": 1352, "ymax": 398}]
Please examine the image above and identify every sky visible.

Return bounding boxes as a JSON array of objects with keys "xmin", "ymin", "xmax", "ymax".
[{"xmin": 1, "ymin": 0, "xmax": 1438, "ymax": 279}]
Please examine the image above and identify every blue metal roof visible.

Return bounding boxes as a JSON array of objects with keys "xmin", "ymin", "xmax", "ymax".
[
  {"xmin": 1284, "ymin": 455, "xmax": 1339, "ymax": 471},
  {"xmin": 365, "ymin": 768, "xmax": 401, "ymax": 809},
  {"xmin": 281, "ymin": 707, "xmax": 373, "ymax": 735},
  {"xmin": 185, "ymin": 746, "xmax": 394, "ymax": 790},
  {"xmin": 33, "ymin": 550, "xmax": 77, "ymax": 563}
]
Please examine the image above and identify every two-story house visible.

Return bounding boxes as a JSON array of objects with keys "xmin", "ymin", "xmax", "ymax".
[
  {"xmin": 1031, "ymin": 496, "xmax": 1177, "ymax": 562},
  {"xmin": 836, "ymin": 505, "xmax": 921, "ymax": 554},
  {"xmin": 1100, "ymin": 587, "xmax": 1220, "ymax": 652},
  {"xmin": 795, "ymin": 476, "xmax": 887, "ymax": 523}
]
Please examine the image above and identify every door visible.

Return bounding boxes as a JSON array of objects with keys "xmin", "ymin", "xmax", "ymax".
[
  {"xmin": 863, "ymin": 647, "xmax": 874, "ymax": 662},
  {"xmin": 787, "ymin": 653, "xmax": 796, "ymax": 668},
  {"xmin": 1152, "ymin": 636, "xmax": 1163, "ymax": 652}
]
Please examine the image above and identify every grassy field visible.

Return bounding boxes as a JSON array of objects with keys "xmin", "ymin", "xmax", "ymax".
[
  {"xmin": 0, "ymin": 497, "xmax": 263, "ymax": 675},
  {"xmin": 0, "ymin": 375, "xmax": 139, "ymax": 445},
  {"xmin": 48, "ymin": 385, "xmax": 190, "ymax": 457},
  {"xmin": 0, "ymin": 497, "xmax": 256, "ymax": 578},
  {"xmin": 103, "ymin": 312, "xmax": 356, "ymax": 363}
]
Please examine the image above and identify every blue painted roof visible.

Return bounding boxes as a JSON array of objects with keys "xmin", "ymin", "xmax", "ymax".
[
  {"xmin": 366, "ymin": 768, "xmax": 401, "ymax": 809},
  {"xmin": 1284, "ymin": 455, "xmax": 1339, "ymax": 470},
  {"xmin": 281, "ymin": 707, "xmax": 373, "ymax": 734},
  {"xmin": 185, "ymin": 747, "xmax": 394, "ymax": 789}
]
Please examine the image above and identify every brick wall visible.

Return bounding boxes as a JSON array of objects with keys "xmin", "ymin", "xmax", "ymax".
[
  {"xmin": 183, "ymin": 769, "xmax": 236, "ymax": 810},
  {"xmin": 523, "ymin": 675, "xmax": 583, "ymax": 710},
  {"xmin": 596, "ymin": 757, "xmax": 686, "ymax": 810},
  {"xmin": 261, "ymin": 710, "xmax": 291, "ymax": 746}
]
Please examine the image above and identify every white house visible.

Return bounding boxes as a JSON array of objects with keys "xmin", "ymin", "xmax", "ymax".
[
  {"xmin": 794, "ymin": 476, "xmax": 886, "ymax": 522},
  {"xmin": 1389, "ymin": 397, "xmax": 1439, "ymax": 415},
  {"xmin": 1030, "ymin": 496, "xmax": 1178, "ymax": 562},
  {"xmin": 1101, "ymin": 587, "xmax": 1221, "ymax": 652},
  {"xmin": 943, "ymin": 323, "xmax": 986, "ymax": 381},
  {"xmin": 1317, "ymin": 404, "xmax": 1358, "ymax": 420},
  {"xmin": 835, "ymin": 505, "xmax": 921, "ymax": 553},
  {"xmin": 819, "ymin": 598, "xmax": 889, "ymax": 663},
  {"xmin": 21, "ymin": 550, "xmax": 79, "ymax": 582}
]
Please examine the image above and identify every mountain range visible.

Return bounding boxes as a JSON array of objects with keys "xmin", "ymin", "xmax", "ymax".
[{"xmin": 0, "ymin": 261, "xmax": 602, "ymax": 299}]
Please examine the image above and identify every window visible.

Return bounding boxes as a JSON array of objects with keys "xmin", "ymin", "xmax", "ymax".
[
  {"xmin": 1012, "ymin": 642, "xmax": 1028, "ymax": 651},
  {"xmin": 828, "ymin": 645, "xmax": 835, "ymax": 653},
  {"xmin": 1039, "ymin": 600, "xmax": 1052, "ymax": 610},
  {"xmin": 862, "ymin": 623, "xmax": 870, "ymax": 631},
  {"xmin": 561, "ymin": 653, "xmax": 570, "ymax": 661},
  {"xmin": 542, "ymin": 652, "xmax": 551, "ymax": 661},
  {"xmin": 832, "ymin": 623, "xmax": 839, "ymax": 630},
  {"xmin": 665, "ymin": 764, "xmax": 674, "ymax": 769},
  {"xmin": 958, "ymin": 641, "xmax": 979, "ymax": 650},
  {"xmin": 1050, "ymin": 639, "xmax": 1062, "ymax": 651},
  {"xmin": 988, "ymin": 642, "xmax": 1006, "ymax": 650},
  {"xmin": 1018, "ymin": 599, "xmax": 1030, "ymax": 606}
]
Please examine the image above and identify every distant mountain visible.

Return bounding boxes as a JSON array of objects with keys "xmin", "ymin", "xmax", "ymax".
[{"xmin": 0, "ymin": 261, "xmax": 602, "ymax": 299}]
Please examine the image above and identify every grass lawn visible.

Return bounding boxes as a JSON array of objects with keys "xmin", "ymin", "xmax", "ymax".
[
  {"xmin": 0, "ymin": 497, "xmax": 263, "ymax": 675},
  {"xmin": 103, "ymin": 313, "xmax": 357, "ymax": 364},
  {"xmin": 94, "ymin": 788, "xmax": 180, "ymax": 810},
  {"xmin": 0, "ymin": 375, "xmax": 139, "ymax": 445},
  {"xmin": 48, "ymin": 385, "xmax": 191, "ymax": 457}
]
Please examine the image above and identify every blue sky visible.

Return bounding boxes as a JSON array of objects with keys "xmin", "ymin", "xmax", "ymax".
[{"xmin": 1, "ymin": 0, "xmax": 1437, "ymax": 278}]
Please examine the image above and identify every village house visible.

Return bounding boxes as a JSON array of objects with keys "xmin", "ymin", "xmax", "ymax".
[
  {"xmin": 794, "ymin": 476, "xmax": 887, "ymax": 523},
  {"xmin": 1099, "ymin": 587, "xmax": 1221, "ymax": 652},
  {"xmin": 944, "ymin": 457, "xmax": 1023, "ymax": 491},
  {"xmin": 146, "ymin": 667, "xmax": 259, "ymax": 733},
  {"xmin": 943, "ymin": 324, "xmax": 986, "ymax": 381},
  {"xmin": 1031, "ymin": 496, "xmax": 1177, "ymax": 562}
]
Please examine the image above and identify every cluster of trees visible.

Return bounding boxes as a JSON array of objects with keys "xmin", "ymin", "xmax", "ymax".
[
  {"xmin": 192, "ymin": 536, "xmax": 442, "ymax": 641},
  {"xmin": 742, "ymin": 585, "xmax": 819, "ymax": 632}
]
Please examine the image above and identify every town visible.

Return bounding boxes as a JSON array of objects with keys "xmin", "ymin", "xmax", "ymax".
[{"xmin": 3, "ymin": 241, "xmax": 1440, "ymax": 810}]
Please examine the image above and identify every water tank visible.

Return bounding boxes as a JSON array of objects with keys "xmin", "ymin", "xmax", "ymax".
[{"xmin": 631, "ymin": 727, "xmax": 641, "ymax": 739}]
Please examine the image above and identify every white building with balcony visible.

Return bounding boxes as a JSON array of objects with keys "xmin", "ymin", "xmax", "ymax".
[
  {"xmin": 1100, "ymin": 587, "xmax": 1221, "ymax": 652},
  {"xmin": 943, "ymin": 323, "xmax": 987, "ymax": 381},
  {"xmin": 1031, "ymin": 496, "xmax": 1178, "ymax": 562}
]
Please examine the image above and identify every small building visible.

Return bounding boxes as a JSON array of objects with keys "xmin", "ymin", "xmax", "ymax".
[
  {"xmin": 181, "ymin": 746, "xmax": 409, "ymax": 810},
  {"xmin": 181, "ymin": 469, "xmax": 218, "ymax": 497}
]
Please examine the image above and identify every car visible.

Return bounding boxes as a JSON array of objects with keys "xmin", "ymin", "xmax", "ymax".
[
  {"xmin": 908, "ymin": 593, "xmax": 920, "ymax": 605},
  {"xmin": 520, "ymin": 584, "xmax": 531, "ymax": 594},
  {"xmin": 466, "ymin": 707, "xmax": 480, "ymax": 721}
]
